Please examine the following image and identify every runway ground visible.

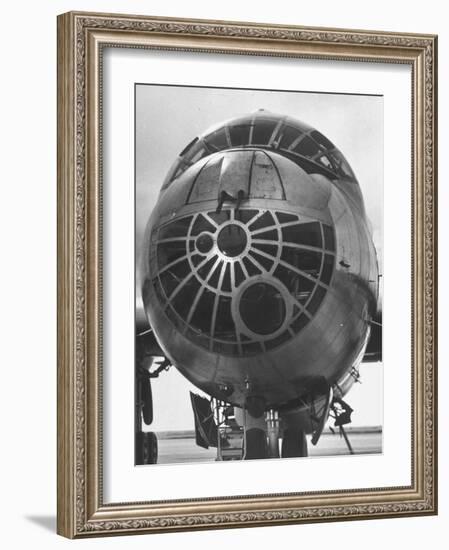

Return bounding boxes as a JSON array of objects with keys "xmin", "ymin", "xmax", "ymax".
[{"xmin": 154, "ymin": 428, "xmax": 382, "ymax": 465}]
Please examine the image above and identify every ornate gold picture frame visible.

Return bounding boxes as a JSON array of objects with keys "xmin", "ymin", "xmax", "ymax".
[{"xmin": 57, "ymin": 11, "xmax": 437, "ymax": 538}]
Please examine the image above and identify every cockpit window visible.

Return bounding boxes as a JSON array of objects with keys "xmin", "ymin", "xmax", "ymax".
[
  {"xmin": 278, "ymin": 125, "xmax": 302, "ymax": 150},
  {"xmin": 205, "ymin": 127, "xmax": 229, "ymax": 151},
  {"xmin": 328, "ymin": 150, "xmax": 355, "ymax": 179},
  {"xmin": 179, "ymin": 137, "xmax": 199, "ymax": 157},
  {"xmin": 184, "ymin": 142, "xmax": 208, "ymax": 165},
  {"xmin": 229, "ymin": 125, "xmax": 251, "ymax": 146},
  {"xmin": 292, "ymin": 135, "xmax": 321, "ymax": 157},
  {"xmin": 164, "ymin": 113, "xmax": 357, "ymax": 188},
  {"xmin": 251, "ymin": 120, "xmax": 277, "ymax": 145},
  {"xmin": 310, "ymin": 130, "xmax": 334, "ymax": 150},
  {"xmin": 151, "ymin": 209, "xmax": 336, "ymax": 357},
  {"xmin": 318, "ymin": 154, "xmax": 333, "ymax": 170}
]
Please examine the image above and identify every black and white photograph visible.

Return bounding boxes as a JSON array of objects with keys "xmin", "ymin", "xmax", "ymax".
[
  {"xmin": 1, "ymin": 0, "xmax": 442, "ymax": 545},
  {"xmin": 134, "ymin": 84, "xmax": 383, "ymax": 466}
]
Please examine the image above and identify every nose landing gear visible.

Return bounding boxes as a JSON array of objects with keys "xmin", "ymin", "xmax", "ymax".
[{"xmin": 135, "ymin": 329, "xmax": 172, "ymax": 465}]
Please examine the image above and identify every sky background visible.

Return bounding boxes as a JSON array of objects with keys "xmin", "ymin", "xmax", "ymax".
[{"xmin": 135, "ymin": 84, "xmax": 383, "ymax": 431}]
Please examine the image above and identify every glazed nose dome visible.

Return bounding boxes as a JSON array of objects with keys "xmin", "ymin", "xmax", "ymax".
[{"xmin": 152, "ymin": 204, "xmax": 336, "ymax": 357}]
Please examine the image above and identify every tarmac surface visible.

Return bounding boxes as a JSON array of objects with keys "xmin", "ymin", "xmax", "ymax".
[{"xmin": 154, "ymin": 428, "xmax": 382, "ymax": 465}]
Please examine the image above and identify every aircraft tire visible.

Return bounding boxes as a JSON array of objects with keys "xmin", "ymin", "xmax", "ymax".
[
  {"xmin": 244, "ymin": 428, "xmax": 268, "ymax": 460},
  {"xmin": 281, "ymin": 429, "xmax": 308, "ymax": 458},
  {"xmin": 141, "ymin": 377, "xmax": 153, "ymax": 425}
]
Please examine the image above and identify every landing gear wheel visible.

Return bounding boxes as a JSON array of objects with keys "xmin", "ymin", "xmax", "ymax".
[
  {"xmin": 244, "ymin": 428, "xmax": 268, "ymax": 460},
  {"xmin": 141, "ymin": 376, "xmax": 153, "ymax": 425},
  {"xmin": 135, "ymin": 431, "xmax": 158, "ymax": 465},
  {"xmin": 281, "ymin": 429, "xmax": 308, "ymax": 458}
]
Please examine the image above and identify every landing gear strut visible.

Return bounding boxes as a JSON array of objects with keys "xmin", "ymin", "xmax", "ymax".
[{"xmin": 135, "ymin": 330, "xmax": 171, "ymax": 465}]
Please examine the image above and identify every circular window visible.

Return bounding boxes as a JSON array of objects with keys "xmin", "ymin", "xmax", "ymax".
[
  {"xmin": 217, "ymin": 224, "xmax": 247, "ymax": 257},
  {"xmin": 196, "ymin": 233, "xmax": 214, "ymax": 254},
  {"xmin": 239, "ymin": 283, "xmax": 286, "ymax": 335}
]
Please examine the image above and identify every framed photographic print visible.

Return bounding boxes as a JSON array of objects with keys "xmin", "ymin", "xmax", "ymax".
[{"xmin": 57, "ymin": 11, "xmax": 438, "ymax": 538}]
